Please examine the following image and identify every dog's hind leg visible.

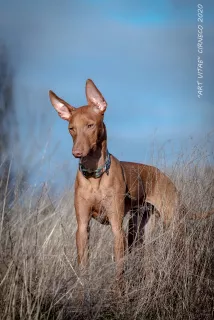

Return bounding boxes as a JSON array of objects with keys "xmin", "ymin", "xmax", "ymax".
[{"xmin": 128, "ymin": 203, "xmax": 154, "ymax": 251}]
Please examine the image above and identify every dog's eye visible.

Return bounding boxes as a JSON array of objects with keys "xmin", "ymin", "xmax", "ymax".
[{"xmin": 87, "ymin": 124, "xmax": 94, "ymax": 129}]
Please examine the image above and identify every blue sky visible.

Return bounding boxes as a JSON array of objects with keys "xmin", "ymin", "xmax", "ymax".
[{"xmin": 0, "ymin": 0, "xmax": 213, "ymax": 189}]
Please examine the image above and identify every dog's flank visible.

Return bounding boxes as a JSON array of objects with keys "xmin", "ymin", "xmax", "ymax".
[{"xmin": 49, "ymin": 79, "xmax": 214, "ymax": 282}]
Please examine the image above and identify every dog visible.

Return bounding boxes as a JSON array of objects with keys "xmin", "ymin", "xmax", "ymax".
[{"xmin": 49, "ymin": 79, "xmax": 214, "ymax": 281}]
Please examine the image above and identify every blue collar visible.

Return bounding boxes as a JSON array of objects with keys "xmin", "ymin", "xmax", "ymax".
[{"xmin": 79, "ymin": 150, "xmax": 111, "ymax": 179}]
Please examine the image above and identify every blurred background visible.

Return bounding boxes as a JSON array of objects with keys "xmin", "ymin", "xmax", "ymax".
[{"xmin": 0, "ymin": 0, "xmax": 213, "ymax": 196}]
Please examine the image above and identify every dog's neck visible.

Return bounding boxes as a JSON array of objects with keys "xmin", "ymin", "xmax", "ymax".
[{"xmin": 80, "ymin": 123, "xmax": 107, "ymax": 171}]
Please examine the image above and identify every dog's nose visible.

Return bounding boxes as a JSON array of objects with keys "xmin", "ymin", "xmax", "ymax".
[{"xmin": 72, "ymin": 150, "xmax": 83, "ymax": 158}]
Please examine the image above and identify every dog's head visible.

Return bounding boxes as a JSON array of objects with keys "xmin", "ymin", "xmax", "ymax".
[{"xmin": 49, "ymin": 79, "xmax": 107, "ymax": 158}]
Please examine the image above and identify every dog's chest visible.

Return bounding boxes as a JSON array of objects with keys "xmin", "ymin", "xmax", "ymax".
[
  {"xmin": 77, "ymin": 184, "xmax": 113, "ymax": 224},
  {"xmin": 86, "ymin": 185, "xmax": 112, "ymax": 207}
]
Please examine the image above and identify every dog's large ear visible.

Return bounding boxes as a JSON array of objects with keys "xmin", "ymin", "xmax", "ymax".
[
  {"xmin": 49, "ymin": 91, "xmax": 76, "ymax": 121},
  {"xmin": 85, "ymin": 79, "xmax": 107, "ymax": 114}
]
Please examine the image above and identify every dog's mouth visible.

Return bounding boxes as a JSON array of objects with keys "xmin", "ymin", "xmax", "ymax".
[
  {"xmin": 79, "ymin": 151, "xmax": 93, "ymax": 163},
  {"xmin": 72, "ymin": 143, "xmax": 98, "ymax": 160},
  {"xmin": 72, "ymin": 149, "xmax": 92, "ymax": 159},
  {"xmin": 79, "ymin": 147, "xmax": 100, "ymax": 163}
]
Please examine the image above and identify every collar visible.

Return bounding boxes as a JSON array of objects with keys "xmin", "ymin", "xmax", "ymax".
[{"xmin": 79, "ymin": 150, "xmax": 111, "ymax": 179}]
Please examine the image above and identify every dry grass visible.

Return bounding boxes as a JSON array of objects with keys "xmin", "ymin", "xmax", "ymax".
[{"xmin": 0, "ymin": 155, "xmax": 214, "ymax": 319}]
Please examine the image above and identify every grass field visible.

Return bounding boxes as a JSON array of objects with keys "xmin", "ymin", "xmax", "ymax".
[{"xmin": 0, "ymin": 152, "xmax": 214, "ymax": 319}]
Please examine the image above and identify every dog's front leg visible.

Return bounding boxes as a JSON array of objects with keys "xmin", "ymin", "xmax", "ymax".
[
  {"xmin": 75, "ymin": 198, "xmax": 91, "ymax": 271},
  {"xmin": 112, "ymin": 226, "xmax": 125, "ymax": 282},
  {"xmin": 108, "ymin": 199, "xmax": 126, "ymax": 282},
  {"xmin": 74, "ymin": 196, "xmax": 92, "ymax": 305}
]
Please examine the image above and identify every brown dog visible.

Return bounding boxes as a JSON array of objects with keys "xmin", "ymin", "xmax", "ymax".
[{"xmin": 49, "ymin": 79, "xmax": 214, "ymax": 280}]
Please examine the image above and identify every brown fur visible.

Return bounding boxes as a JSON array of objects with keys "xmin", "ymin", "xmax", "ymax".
[{"xmin": 49, "ymin": 79, "xmax": 214, "ymax": 281}]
